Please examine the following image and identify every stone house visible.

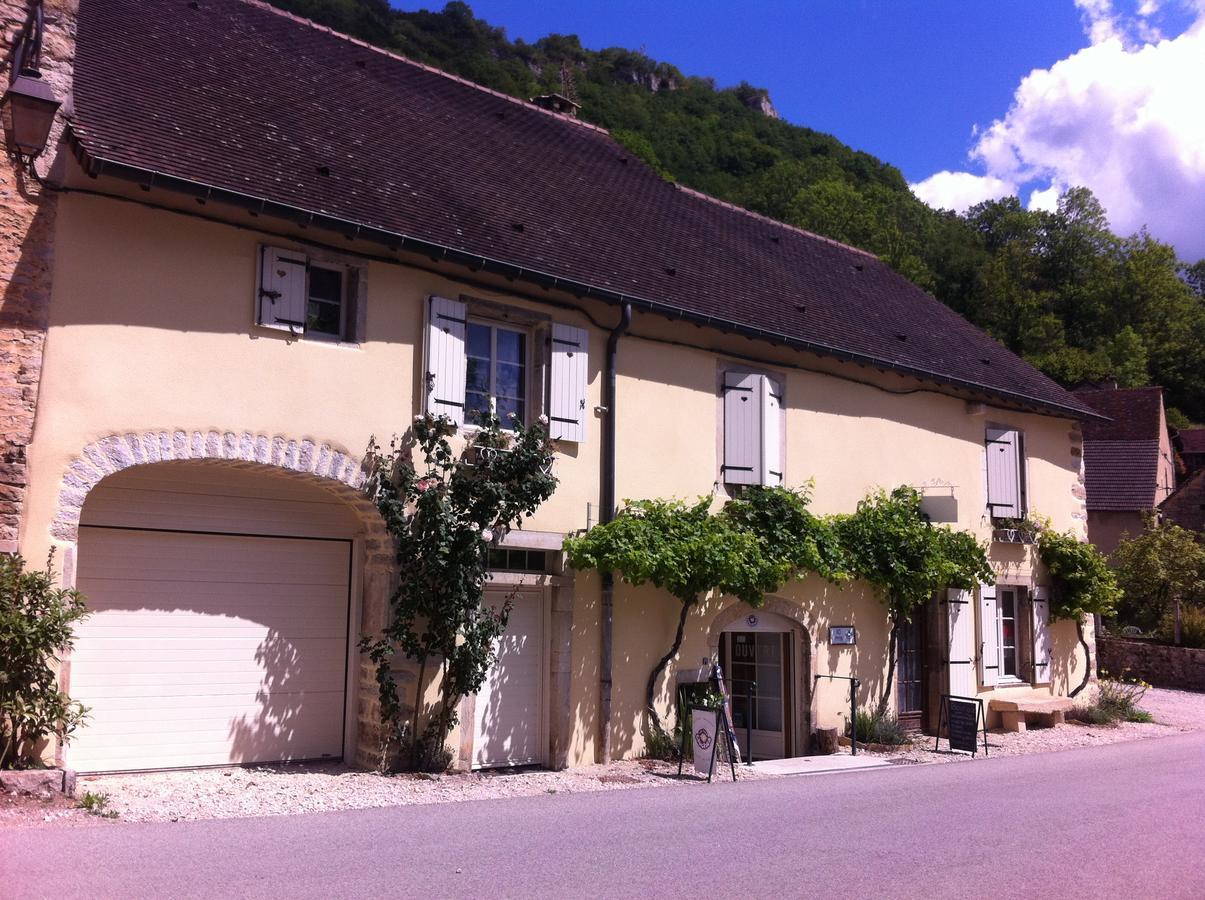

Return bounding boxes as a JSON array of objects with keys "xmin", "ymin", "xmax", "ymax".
[{"xmin": 2, "ymin": 0, "xmax": 1103, "ymax": 773}]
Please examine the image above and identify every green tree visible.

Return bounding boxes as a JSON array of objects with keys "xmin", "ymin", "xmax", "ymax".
[
  {"xmin": 1111, "ymin": 519, "xmax": 1205, "ymax": 636},
  {"xmin": 360, "ymin": 413, "xmax": 557, "ymax": 771}
]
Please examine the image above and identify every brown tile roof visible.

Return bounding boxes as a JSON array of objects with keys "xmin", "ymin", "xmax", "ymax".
[
  {"xmin": 1073, "ymin": 387, "xmax": 1165, "ymax": 441},
  {"xmin": 1161, "ymin": 467, "xmax": 1205, "ymax": 532},
  {"xmin": 68, "ymin": 0, "xmax": 1098, "ymax": 419},
  {"xmin": 1082, "ymin": 441, "xmax": 1162, "ymax": 510},
  {"xmin": 1178, "ymin": 429, "xmax": 1205, "ymax": 455}
]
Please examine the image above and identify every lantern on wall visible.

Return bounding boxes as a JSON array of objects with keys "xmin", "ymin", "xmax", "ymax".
[{"xmin": 2, "ymin": 70, "xmax": 60, "ymax": 158}]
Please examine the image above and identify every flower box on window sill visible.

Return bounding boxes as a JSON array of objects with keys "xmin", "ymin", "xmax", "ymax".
[{"xmin": 992, "ymin": 527, "xmax": 1036, "ymax": 544}]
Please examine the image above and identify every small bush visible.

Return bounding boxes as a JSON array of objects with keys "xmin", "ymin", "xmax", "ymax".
[
  {"xmin": 400, "ymin": 735, "xmax": 453, "ymax": 774},
  {"xmin": 847, "ymin": 709, "xmax": 910, "ymax": 746},
  {"xmin": 1156, "ymin": 604, "xmax": 1205, "ymax": 649},
  {"xmin": 78, "ymin": 791, "xmax": 118, "ymax": 818},
  {"xmin": 1070, "ymin": 671, "xmax": 1152, "ymax": 725},
  {"xmin": 642, "ymin": 725, "xmax": 678, "ymax": 761}
]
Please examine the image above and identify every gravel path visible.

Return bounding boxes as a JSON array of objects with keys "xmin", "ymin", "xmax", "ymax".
[{"xmin": 5, "ymin": 687, "xmax": 1200, "ymax": 829}]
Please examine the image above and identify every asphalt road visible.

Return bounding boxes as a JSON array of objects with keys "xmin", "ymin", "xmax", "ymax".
[{"xmin": 6, "ymin": 732, "xmax": 1204, "ymax": 899}]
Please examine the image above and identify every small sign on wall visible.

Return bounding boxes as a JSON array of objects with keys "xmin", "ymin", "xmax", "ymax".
[{"xmin": 829, "ymin": 625, "xmax": 856, "ymax": 645}]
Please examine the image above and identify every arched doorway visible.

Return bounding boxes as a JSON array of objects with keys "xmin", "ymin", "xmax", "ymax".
[
  {"xmin": 53, "ymin": 432, "xmax": 392, "ymax": 773},
  {"xmin": 707, "ymin": 601, "xmax": 812, "ymax": 760}
]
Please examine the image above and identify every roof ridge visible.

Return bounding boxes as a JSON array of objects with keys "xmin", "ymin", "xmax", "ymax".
[
  {"xmin": 672, "ymin": 183, "xmax": 880, "ymax": 259},
  {"xmin": 237, "ymin": 0, "xmax": 610, "ymax": 135}
]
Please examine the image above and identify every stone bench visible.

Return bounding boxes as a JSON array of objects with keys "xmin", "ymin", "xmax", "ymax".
[{"xmin": 989, "ymin": 696, "xmax": 1074, "ymax": 732}]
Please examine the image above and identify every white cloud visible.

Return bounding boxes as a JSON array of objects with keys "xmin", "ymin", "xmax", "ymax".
[
  {"xmin": 910, "ymin": 171, "xmax": 1015, "ymax": 213},
  {"xmin": 1027, "ymin": 183, "xmax": 1063, "ymax": 212},
  {"xmin": 916, "ymin": 4, "xmax": 1205, "ymax": 259}
]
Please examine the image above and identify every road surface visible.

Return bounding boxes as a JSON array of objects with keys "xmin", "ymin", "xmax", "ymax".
[{"xmin": 5, "ymin": 731, "xmax": 1204, "ymax": 898}]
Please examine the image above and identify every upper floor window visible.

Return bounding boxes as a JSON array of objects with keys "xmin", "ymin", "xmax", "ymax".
[
  {"xmin": 425, "ymin": 295, "xmax": 590, "ymax": 443},
  {"xmin": 985, "ymin": 426, "xmax": 1026, "ymax": 520},
  {"xmin": 466, "ymin": 320, "xmax": 528, "ymax": 427},
  {"xmin": 256, "ymin": 245, "xmax": 360, "ymax": 342},
  {"xmin": 722, "ymin": 370, "xmax": 783, "ymax": 488}
]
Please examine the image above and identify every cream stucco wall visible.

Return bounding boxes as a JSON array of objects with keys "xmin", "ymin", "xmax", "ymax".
[{"xmin": 24, "ymin": 191, "xmax": 1092, "ymax": 769}]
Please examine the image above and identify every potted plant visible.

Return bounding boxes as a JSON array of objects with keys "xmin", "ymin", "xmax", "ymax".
[{"xmin": 991, "ymin": 516, "xmax": 1042, "ymax": 544}]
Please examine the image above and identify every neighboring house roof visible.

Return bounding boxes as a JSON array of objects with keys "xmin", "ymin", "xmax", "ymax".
[
  {"xmin": 1082, "ymin": 441, "xmax": 1163, "ymax": 510},
  {"xmin": 1074, "ymin": 386, "xmax": 1164, "ymax": 441},
  {"xmin": 1161, "ymin": 466, "xmax": 1205, "ymax": 533},
  {"xmin": 68, "ymin": 0, "xmax": 1099, "ymax": 420},
  {"xmin": 1074, "ymin": 387, "xmax": 1168, "ymax": 510},
  {"xmin": 1178, "ymin": 429, "xmax": 1205, "ymax": 455}
]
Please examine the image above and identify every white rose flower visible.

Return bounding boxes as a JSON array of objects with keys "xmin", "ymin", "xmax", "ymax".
[{"xmin": 481, "ymin": 528, "xmax": 495, "ymax": 542}]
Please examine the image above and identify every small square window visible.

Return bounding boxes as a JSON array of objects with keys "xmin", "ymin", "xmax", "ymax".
[{"xmin": 306, "ymin": 265, "xmax": 346, "ymax": 341}]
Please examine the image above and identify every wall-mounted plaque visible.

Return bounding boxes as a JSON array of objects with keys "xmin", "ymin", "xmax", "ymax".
[{"xmin": 829, "ymin": 625, "xmax": 856, "ymax": 645}]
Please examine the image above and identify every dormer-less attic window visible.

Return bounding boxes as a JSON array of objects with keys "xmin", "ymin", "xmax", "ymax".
[{"xmin": 256, "ymin": 245, "xmax": 364, "ymax": 343}]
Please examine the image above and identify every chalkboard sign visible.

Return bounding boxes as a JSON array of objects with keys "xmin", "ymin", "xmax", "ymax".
[{"xmin": 934, "ymin": 694, "xmax": 988, "ymax": 756}]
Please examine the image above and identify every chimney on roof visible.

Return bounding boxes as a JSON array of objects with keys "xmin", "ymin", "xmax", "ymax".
[{"xmin": 530, "ymin": 92, "xmax": 580, "ymax": 117}]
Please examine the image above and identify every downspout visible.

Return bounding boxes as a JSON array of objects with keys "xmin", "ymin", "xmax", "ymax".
[{"xmin": 598, "ymin": 303, "xmax": 632, "ymax": 764}]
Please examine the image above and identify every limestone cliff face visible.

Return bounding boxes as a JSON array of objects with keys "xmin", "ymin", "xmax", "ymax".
[
  {"xmin": 743, "ymin": 88, "xmax": 779, "ymax": 119},
  {"xmin": 0, "ymin": 0, "xmax": 77, "ymax": 552}
]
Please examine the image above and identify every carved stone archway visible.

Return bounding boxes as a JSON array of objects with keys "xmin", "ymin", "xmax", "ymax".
[{"xmin": 52, "ymin": 429, "xmax": 396, "ymax": 769}]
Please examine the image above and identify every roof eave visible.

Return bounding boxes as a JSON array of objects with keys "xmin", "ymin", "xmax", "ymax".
[{"xmin": 69, "ymin": 137, "xmax": 1107, "ymax": 424}]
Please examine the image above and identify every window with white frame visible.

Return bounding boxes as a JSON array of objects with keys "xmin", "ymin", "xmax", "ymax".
[
  {"xmin": 997, "ymin": 587, "xmax": 1019, "ymax": 680},
  {"xmin": 256, "ymin": 245, "xmax": 360, "ymax": 342},
  {"xmin": 979, "ymin": 583, "xmax": 1044, "ymax": 687},
  {"xmin": 466, "ymin": 320, "xmax": 528, "ymax": 427},
  {"xmin": 424, "ymin": 295, "xmax": 590, "ymax": 442}
]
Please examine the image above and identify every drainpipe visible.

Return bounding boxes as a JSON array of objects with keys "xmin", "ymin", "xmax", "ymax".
[{"xmin": 598, "ymin": 303, "xmax": 631, "ymax": 764}]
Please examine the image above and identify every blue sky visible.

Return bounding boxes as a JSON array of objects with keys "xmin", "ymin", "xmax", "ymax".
[{"xmin": 399, "ymin": 1, "xmax": 1205, "ymax": 258}]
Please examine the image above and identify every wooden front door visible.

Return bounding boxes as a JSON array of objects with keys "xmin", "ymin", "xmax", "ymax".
[{"xmin": 896, "ymin": 610, "xmax": 927, "ymax": 733}]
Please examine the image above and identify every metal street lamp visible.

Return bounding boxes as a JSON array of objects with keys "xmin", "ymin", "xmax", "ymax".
[{"xmin": 2, "ymin": 69, "xmax": 60, "ymax": 158}]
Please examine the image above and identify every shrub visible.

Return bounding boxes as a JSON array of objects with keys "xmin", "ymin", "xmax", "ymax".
[
  {"xmin": 1, "ymin": 554, "xmax": 90, "ymax": 770},
  {"xmin": 1070, "ymin": 671, "xmax": 1151, "ymax": 725},
  {"xmin": 1156, "ymin": 604, "xmax": 1205, "ymax": 649},
  {"xmin": 847, "ymin": 708, "xmax": 910, "ymax": 746},
  {"xmin": 643, "ymin": 726, "xmax": 678, "ymax": 762}
]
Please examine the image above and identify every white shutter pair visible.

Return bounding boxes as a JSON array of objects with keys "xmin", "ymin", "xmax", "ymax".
[
  {"xmin": 978, "ymin": 584, "xmax": 1053, "ymax": 687},
  {"xmin": 722, "ymin": 371, "xmax": 783, "ymax": 487},
  {"xmin": 985, "ymin": 426, "xmax": 1024, "ymax": 518},
  {"xmin": 424, "ymin": 296, "xmax": 589, "ymax": 441},
  {"xmin": 257, "ymin": 246, "xmax": 308, "ymax": 333},
  {"xmin": 945, "ymin": 588, "xmax": 977, "ymax": 697}
]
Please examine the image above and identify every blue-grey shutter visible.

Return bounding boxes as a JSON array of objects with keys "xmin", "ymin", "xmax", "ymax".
[
  {"xmin": 1031, "ymin": 586, "xmax": 1052, "ymax": 685},
  {"xmin": 548, "ymin": 323, "xmax": 589, "ymax": 443},
  {"xmin": 979, "ymin": 583, "xmax": 999, "ymax": 688},
  {"xmin": 258, "ymin": 245, "xmax": 307, "ymax": 332},
  {"xmin": 946, "ymin": 588, "xmax": 976, "ymax": 696},
  {"xmin": 760, "ymin": 377, "xmax": 783, "ymax": 485},
  {"xmin": 723, "ymin": 371, "xmax": 760, "ymax": 486},
  {"xmin": 426, "ymin": 296, "xmax": 467, "ymax": 426},
  {"xmin": 985, "ymin": 426, "xmax": 1022, "ymax": 518}
]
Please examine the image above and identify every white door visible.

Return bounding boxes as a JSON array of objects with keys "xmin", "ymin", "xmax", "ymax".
[
  {"xmin": 69, "ymin": 527, "xmax": 351, "ymax": 772},
  {"xmin": 472, "ymin": 588, "xmax": 545, "ymax": 768}
]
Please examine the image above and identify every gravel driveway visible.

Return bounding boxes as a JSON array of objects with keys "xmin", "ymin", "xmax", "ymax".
[{"xmin": 5, "ymin": 687, "xmax": 1200, "ymax": 828}]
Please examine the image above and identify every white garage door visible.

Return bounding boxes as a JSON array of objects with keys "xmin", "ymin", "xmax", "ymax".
[
  {"xmin": 472, "ymin": 588, "xmax": 546, "ymax": 769},
  {"xmin": 69, "ymin": 527, "xmax": 351, "ymax": 772}
]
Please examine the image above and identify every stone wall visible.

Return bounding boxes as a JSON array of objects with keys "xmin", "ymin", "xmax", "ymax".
[
  {"xmin": 0, "ymin": 0, "xmax": 76, "ymax": 552},
  {"xmin": 1098, "ymin": 635, "xmax": 1205, "ymax": 692}
]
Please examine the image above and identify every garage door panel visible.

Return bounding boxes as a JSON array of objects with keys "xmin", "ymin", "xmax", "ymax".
[
  {"xmin": 472, "ymin": 590, "xmax": 545, "ymax": 769},
  {"xmin": 70, "ymin": 526, "xmax": 351, "ymax": 772}
]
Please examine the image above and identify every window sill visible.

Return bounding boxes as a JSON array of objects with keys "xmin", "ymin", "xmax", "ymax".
[{"xmin": 251, "ymin": 324, "xmax": 362, "ymax": 349}]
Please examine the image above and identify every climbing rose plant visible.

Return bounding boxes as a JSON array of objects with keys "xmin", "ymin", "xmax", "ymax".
[{"xmin": 360, "ymin": 413, "xmax": 557, "ymax": 771}]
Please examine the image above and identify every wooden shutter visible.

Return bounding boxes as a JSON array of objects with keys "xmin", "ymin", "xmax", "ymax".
[
  {"xmin": 1031, "ymin": 586, "xmax": 1053, "ymax": 685},
  {"xmin": 548, "ymin": 323, "xmax": 589, "ymax": 443},
  {"xmin": 723, "ymin": 371, "xmax": 760, "ymax": 486},
  {"xmin": 985, "ymin": 426, "xmax": 1022, "ymax": 518},
  {"xmin": 426, "ymin": 296, "xmax": 467, "ymax": 426},
  {"xmin": 258, "ymin": 246, "xmax": 307, "ymax": 332},
  {"xmin": 760, "ymin": 377, "xmax": 783, "ymax": 485},
  {"xmin": 946, "ymin": 588, "xmax": 976, "ymax": 697},
  {"xmin": 979, "ymin": 583, "xmax": 999, "ymax": 688}
]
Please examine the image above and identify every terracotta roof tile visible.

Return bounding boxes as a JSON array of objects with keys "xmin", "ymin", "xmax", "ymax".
[
  {"xmin": 1074, "ymin": 387, "xmax": 1165, "ymax": 441},
  {"xmin": 69, "ymin": 0, "xmax": 1097, "ymax": 419},
  {"xmin": 1082, "ymin": 440, "xmax": 1162, "ymax": 510}
]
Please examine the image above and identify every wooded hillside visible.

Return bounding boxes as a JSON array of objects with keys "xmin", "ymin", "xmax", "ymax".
[{"xmin": 271, "ymin": 0, "xmax": 1205, "ymax": 423}]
